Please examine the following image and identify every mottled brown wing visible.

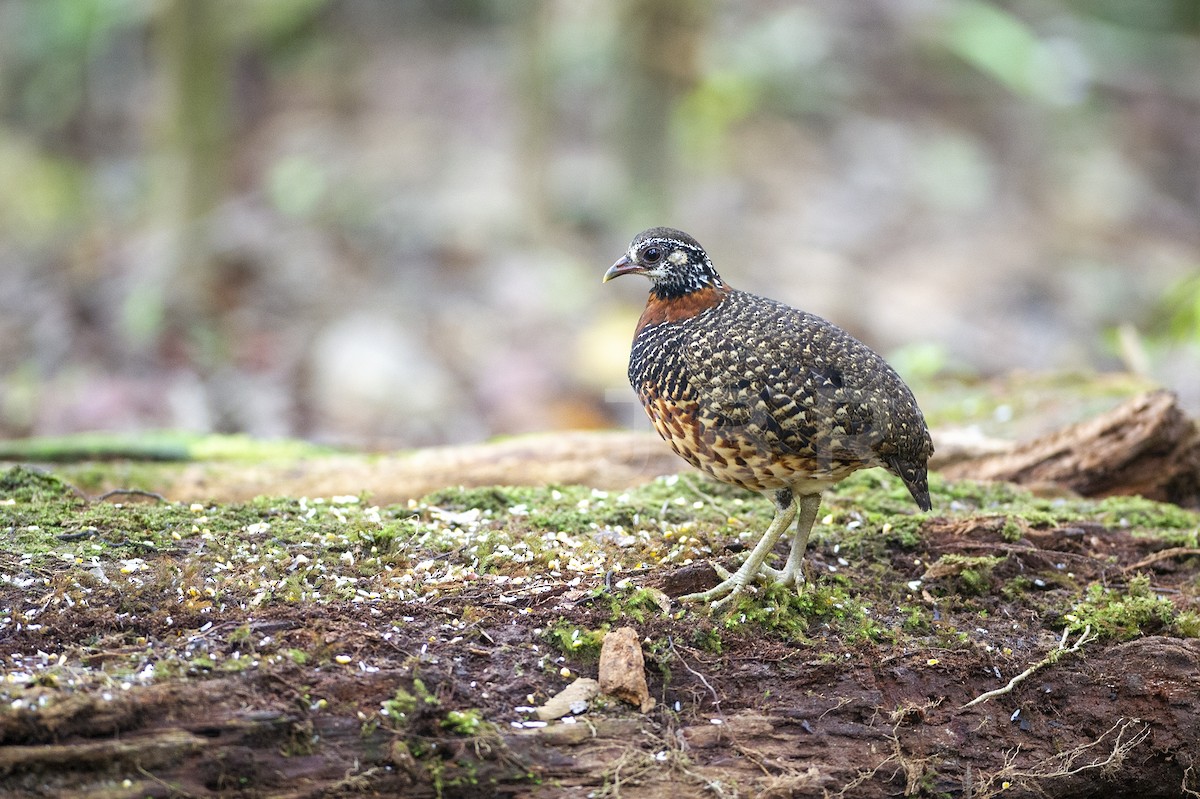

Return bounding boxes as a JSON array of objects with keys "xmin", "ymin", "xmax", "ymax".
[{"xmin": 676, "ymin": 292, "xmax": 933, "ymax": 503}]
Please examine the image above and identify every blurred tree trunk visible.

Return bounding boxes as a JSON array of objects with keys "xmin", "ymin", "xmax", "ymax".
[
  {"xmin": 140, "ymin": 0, "xmax": 234, "ymax": 368},
  {"xmin": 616, "ymin": 0, "xmax": 711, "ymax": 222},
  {"xmin": 514, "ymin": 0, "xmax": 554, "ymax": 238}
]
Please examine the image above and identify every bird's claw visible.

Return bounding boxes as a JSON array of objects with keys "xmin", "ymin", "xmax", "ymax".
[
  {"xmin": 678, "ymin": 562, "xmax": 808, "ymax": 612},
  {"xmin": 678, "ymin": 561, "xmax": 759, "ymax": 610},
  {"xmin": 670, "ymin": 564, "xmax": 743, "ymax": 611},
  {"xmin": 759, "ymin": 564, "xmax": 806, "ymax": 590},
  {"xmin": 677, "ymin": 577, "xmax": 748, "ymax": 611}
]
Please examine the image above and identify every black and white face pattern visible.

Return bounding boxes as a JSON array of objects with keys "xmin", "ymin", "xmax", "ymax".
[{"xmin": 625, "ymin": 227, "xmax": 724, "ymax": 300}]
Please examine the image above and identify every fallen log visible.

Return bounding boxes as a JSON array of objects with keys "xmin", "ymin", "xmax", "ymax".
[
  {"xmin": 9, "ymin": 390, "xmax": 1197, "ymax": 508},
  {"xmin": 943, "ymin": 389, "xmax": 1200, "ymax": 508},
  {"xmin": 164, "ymin": 430, "xmax": 687, "ymax": 504}
]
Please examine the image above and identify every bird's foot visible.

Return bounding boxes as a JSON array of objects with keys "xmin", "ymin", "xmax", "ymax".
[
  {"xmin": 759, "ymin": 563, "xmax": 806, "ymax": 591},
  {"xmin": 693, "ymin": 562, "xmax": 805, "ymax": 609},
  {"xmin": 676, "ymin": 566, "xmax": 748, "ymax": 609},
  {"xmin": 680, "ymin": 490, "xmax": 803, "ymax": 611},
  {"xmin": 679, "ymin": 560, "xmax": 764, "ymax": 611},
  {"xmin": 676, "ymin": 577, "xmax": 745, "ymax": 611}
]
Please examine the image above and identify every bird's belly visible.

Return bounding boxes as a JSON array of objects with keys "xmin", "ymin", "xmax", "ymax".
[{"xmin": 639, "ymin": 390, "xmax": 857, "ymax": 493}]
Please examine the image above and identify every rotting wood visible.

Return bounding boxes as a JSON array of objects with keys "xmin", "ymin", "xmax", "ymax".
[
  {"xmin": 0, "ymin": 729, "xmax": 207, "ymax": 773},
  {"xmin": 165, "ymin": 430, "xmax": 688, "ymax": 504},
  {"xmin": 944, "ymin": 389, "xmax": 1200, "ymax": 507}
]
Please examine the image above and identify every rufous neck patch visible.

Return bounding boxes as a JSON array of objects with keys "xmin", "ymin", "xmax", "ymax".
[{"xmin": 635, "ymin": 284, "xmax": 731, "ymax": 334}]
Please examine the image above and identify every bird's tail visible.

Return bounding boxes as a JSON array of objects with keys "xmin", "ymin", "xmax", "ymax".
[{"xmin": 887, "ymin": 457, "xmax": 932, "ymax": 512}]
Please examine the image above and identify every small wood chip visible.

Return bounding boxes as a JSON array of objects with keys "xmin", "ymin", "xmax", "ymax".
[
  {"xmin": 599, "ymin": 627, "xmax": 655, "ymax": 712},
  {"xmin": 534, "ymin": 677, "xmax": 600, "ymax": 721}
]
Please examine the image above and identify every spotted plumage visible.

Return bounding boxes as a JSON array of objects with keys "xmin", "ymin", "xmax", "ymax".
[{"xmin": 604, "ymin": 227, "xmax": 933, "ymax": 609}]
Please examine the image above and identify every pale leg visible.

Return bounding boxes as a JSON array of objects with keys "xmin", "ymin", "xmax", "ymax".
[
  {"xmin": 679, "ymin": 489, "xmax": 796, "ymax": 610},
  {"xmin": 771, "ymin": 492, "xmax": 822, "ymax": 589}
]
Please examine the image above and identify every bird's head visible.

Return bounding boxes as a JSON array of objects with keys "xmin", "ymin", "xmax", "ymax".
[{"xmin": 603, "ymin": 227, "xmax": 724, "ymax": 300}]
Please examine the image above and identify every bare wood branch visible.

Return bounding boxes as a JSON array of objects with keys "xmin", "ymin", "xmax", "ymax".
[{"xmin": 1124, "ymin": 547, "xmax": 1200, "ymax": 572}]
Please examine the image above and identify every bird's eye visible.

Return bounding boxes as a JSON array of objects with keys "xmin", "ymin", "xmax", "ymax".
[{"xmin": 642, "ymin": 246, "xmax": 662, "ymax": 264}]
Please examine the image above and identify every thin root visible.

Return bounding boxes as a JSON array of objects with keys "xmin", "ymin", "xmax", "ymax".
[{"xmin": 961, "ymin": 625, "xmax": 1095, "ymax": 709}]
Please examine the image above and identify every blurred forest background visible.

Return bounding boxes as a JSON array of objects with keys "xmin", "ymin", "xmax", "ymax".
[{"xmin": 0, "ymin": 0, "xmax": 1198, "ymax": 451}]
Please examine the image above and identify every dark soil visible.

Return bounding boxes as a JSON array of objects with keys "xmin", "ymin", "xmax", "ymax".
[{"xmin": 1, "ymin": 467, "xmax": 1198, "ymax": 798}]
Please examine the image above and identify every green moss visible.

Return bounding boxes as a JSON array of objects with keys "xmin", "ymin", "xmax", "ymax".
[
  {"xmin": 0, "ymin": 431, "xmax": 334, "ymax": 463},
  {"xmin": 585, "ymin": 585, "xmax": 669, "ymax": 623},
  {"xmin": 1001, "ymin": 575, "xmax": 1033, "ymax": 600},
  {"xmin": 1174, "ymin": 611, "xmax": 1200, "ymax": 638},
  {"xmin": 422, "ymin": 485, "xmax": 533, "ymax": 515},
  {"xmin": 885, "ymin": 516, "xmax": 927, "ymax": 548},
  {"xmin": 959, "ymin": 569, "xmax": 987, "ymax": 593},
  {"xmin": 0, "ymin": 465, "xmax": 83, "ymax": 504},
  {"xmin": 4, "ymin": 455, "xmax": 1196, "ymax": 713},
  {"xmin": 690, "ymin": 625, "xmax": 723, "ymax": 653},
  {"xmin": 1064, "ymin": 575, "xmax": 1178, "ymax": 641},
  {"xmin": 219, "ymin": 655, "xmax": 254, "ymax": 673},
  {"xmin": 924, "ymin": 554, "xmax": 1006, "ymax": 596},
  {"xmin": 722, "ymin": 581, "xmax": 879, "ymax": 642},
  {"xmin": 442, "ymin": 709, "xmax": 484, "ymax": 735},
  {"xmin": 934, "ymin": 476, "xmax": 1037, "ymax": 509},
  {"xmin": 545, "ymin": 621, "xmax": 608, "ymax": 659},
  {"xmin": 381, "ymin": 679, "xmax": 440, "ymax": 727},
  {"xmin": 829, "ymin": 469, "xmax": 924, "ymax": 514},
  {"xmin": 901, "ymin": 604, "xmax": 932, "ymax": 632},
  {"xmin": 227, "ymin": 624, "xmax": 253, "ymax": 644},
  {"xmin": 1096, "ymin": 495, "xmax": 1200, "ymax": 531}
]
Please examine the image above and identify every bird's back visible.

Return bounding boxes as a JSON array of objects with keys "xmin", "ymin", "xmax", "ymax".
[{"xmin": 629, "ymin": 287, "xmax": 933, "ymax": 508}]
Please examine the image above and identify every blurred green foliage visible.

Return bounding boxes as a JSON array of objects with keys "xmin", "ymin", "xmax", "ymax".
[
  {"xmin": 2, "ymin": 0, "xmax": 1196, "ymax": 228},
  {"xmin": 1154, "ymin": 273, "xmax": 1200, "ymax": 344},
  {"xmin": 2, "ymin": 0, "xmax": 1196, "ymax": 250},
  {"xmin": 943, "ymin": 2, "xmax": 1049, "ymax": 100},
  {"xmin": 0, "ymin": 0, "xmax": 1197, "ymax": 442}
]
